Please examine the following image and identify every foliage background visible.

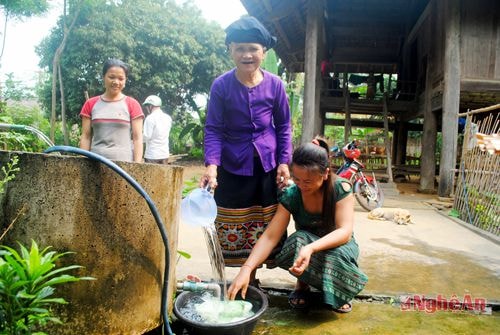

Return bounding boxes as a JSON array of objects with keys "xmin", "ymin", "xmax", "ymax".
[{"xmin": 34, "ymin": 0, "xmax": 233, "ymax": 150}]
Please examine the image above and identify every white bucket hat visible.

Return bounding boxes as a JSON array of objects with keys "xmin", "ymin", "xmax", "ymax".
[{"xmin": 143, "ymin": 95, "xmax": 162, "ymax": 107}]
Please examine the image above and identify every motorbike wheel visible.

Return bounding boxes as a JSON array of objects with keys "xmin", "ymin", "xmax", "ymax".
[{"xmin": 353, "ymin": 179, "xmax": 384, "ymax": 211}]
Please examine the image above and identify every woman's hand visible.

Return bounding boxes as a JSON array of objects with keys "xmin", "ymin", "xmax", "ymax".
[
  {"xmin": 289, "ymin": 244, "xmax": 314, "ymax": 276},
  {"xmin": 199, "ymin": 164, "xmax": 218, "ymax": 190},
  {"xmin": 276, "ymin": 163, "xmax": 290, "ymax": 188},
  {"xmin": 227, "ymin": 266, "xmax": 253, "ymax": 300}
]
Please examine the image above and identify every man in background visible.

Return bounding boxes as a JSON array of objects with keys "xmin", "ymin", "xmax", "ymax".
[{"xmin": 142, "ymin": 95, "xmax": 172, "ymax": 164}]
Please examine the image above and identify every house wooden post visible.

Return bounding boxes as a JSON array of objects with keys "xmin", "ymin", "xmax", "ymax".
[
  {"xmin": 394, "ymin": 120, "xmax": 408, "ymax": 165},
  {"xmin": 439, "ymin": 0, "xmax": 460, "ymax": 197},
  {"xmin": 343, "ymin": 72, "xmax": 351, "ymax": 144},
  {"xmin": 420, "ymin": 55, "xmax": 438, "ymax": 192},
  {"xmin": 382, "ymin": 93, "xmax": 394, "ymax": 182},
  {"xmin": 301, "ymin": 0, "xmax": 324, "ymax": 143}
]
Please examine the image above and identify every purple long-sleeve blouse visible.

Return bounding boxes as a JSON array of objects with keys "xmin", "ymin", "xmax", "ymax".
[{"xmin": 204, "ymin": 68, "xmax": 292, "ymax": 176}]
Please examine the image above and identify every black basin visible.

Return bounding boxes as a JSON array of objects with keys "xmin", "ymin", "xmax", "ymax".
[{"xmin": 173, "ymin": 285, "xmax": 268, "ymax": 335}]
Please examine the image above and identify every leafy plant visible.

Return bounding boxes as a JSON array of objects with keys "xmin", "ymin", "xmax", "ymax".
[
  {"xmin": 169, "ymin": 123, "xmax": 187, "ymax": 155},
  {"xmin": 182, "ymin": 177, "xmax": 199, "ymax": 198},
  {"xmin": 262, "ymin": 49, "xmax": 305, "ymax": 145},
  {"xmin": 448, "ymin": 208, "xmax": 460, "ymax": 218},
  {"xmin": 2, "ymin": 73, "xmax": 36, "ymax": 102},
  {"xmin": 179, "ymin": 106, "xmax": 206, "ymax": 149},
  {"xmin": 176, "ymin": 250, "xmax": 191, "ymax": 265},
  {"xmin": 261, "ymin": 48, "xmax": 279, "ymax": 75},
  {"xmin": 188, "ymin": 146, "xmax": 203, "ymax": 160},
  {"xmin": 0, "ymin": 156, "xmax": 19, "ymax": 195},
  {"xmin": 0, "ymin": 104, "xmax": 73, "ymax": 151},
  {"xmin": 0, "ymin": 240, "xmax": 94, "ymax": 334}
]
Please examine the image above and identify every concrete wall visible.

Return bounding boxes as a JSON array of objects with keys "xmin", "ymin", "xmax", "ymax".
[{"xmin": 0, "ymin": 150, "xmax": 183, "ymax": 335}]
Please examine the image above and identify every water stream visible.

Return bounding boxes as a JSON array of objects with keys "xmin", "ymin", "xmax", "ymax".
[
  {"xmin": 176, "ymin": 223, "xmax": 257, "ymax": 325},
  {"xmin": 201, "ymin": 224, "xmax": 227, "ymax": 299}
]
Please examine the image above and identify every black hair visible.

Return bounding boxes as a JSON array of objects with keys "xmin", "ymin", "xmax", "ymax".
[
  {"xmin": 102, "ymin": 58, "xmax": 129, "ymax": 77},
  {"xmin": 292, "ymin": 138, "xmax": 337, "ymax": 231}
]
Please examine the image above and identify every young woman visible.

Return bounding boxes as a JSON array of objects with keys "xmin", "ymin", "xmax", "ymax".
[
  {"xmin": 228, "ymin": 139, "xmax": 368, "ymax": 313},
  {"xmin": 200, "ymin": 16, "xmax": 292, "ymax": 284},
  {"xmin": 80, "ymin": 58, "xmax": 144, "ymax": 162}
]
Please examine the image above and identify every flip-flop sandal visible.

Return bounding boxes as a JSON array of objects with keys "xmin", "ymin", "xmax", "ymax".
[
  {"xmin": 288, "ymin": 288, "xmax": 311, "ymax": 310},
  {"xmin": 332, "ymin": 302, "xmax": 352, "ymax": 313}
]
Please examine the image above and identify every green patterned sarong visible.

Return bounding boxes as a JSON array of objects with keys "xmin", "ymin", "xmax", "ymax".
[{"xmin": 275, "ymin": 230, "xmax": 368, "ymax": 309}]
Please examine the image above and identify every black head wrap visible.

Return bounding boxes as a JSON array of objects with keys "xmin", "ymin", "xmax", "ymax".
[{"xmin": 225, "ymin": 16, "xmax": 277, "ymax": 50}]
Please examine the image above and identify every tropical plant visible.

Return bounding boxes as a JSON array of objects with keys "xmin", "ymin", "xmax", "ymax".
[
  {"xmin": 176, "ymin": 250, "xmax": 191, "ymax": 265},
  {"xmin": 0, "ymin": 240, "xmax": 94, "ymax": 334},
  {"xmin": 324, "ymin": 125, "xmax": 345, "ymax": 146},
  {"xmin": 178, "ymin": 106, "xmax": 206, "ymax": 154},
  {"xmin": 0, "ymin": 155, "xmax": 19, "ymax": 195},
  {"xmin": 0, "ymin": 155, "xmax": 20, "ymax": 242},
  {"xmin": 261, "ymin": 49, "xmax": 304, "ymax": 144},
  {"xmin": 261, "ymin": 47, "xmax": 279, "ymax": 75},
  {"xmin": 168, "ymin": 123, "xmax": 186, "ymax": 155},
  {"xmin": 182, "ymin": 176, "xmax": 199, "ymax": 198},
  {"xmin": 2, "ymin": 74, "xmax": 36, "ymax": 102},
  {"xmin": 0, "ymin": 158, "xmax": 93, "ymax": 334},
  {"xmin": 287, "ymin": 74, "xmax": 304, "ymax": 145},
  {"xmin": 352, "ymin": 127, "xmax": 378, "ymax": 148},
  {"xmin": 0, "ymin": 104, "xmax": 71, "ymax": 152}
]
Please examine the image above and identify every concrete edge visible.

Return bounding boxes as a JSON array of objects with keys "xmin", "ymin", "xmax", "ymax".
[
  {"xmin": 430, "ymin": 207, "xmax": 500, "ymax": 246},
  {"xmin": 262, "ymin": 287, "xmax": 500, "ymax": 312}
]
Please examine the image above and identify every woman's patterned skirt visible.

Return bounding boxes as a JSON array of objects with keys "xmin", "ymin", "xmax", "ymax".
[
  {"xmin": 214, "ymin": 159, "xmax": 285, "ymax": 268},
  {"xmin": 276, "ymin": 230, "xmax": 368, "ymax": 309}
]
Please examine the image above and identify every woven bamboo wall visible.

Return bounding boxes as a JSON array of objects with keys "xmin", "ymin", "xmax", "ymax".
[{"xmin": 454, "ymin": 105, "xmax": 499, "ymax": 236}]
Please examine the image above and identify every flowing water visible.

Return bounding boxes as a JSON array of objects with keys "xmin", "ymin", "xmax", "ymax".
[
  {"xmin": 176, "ymin": 224, "xmax": 257, "ymax": 325},
  {"xmin": 202, "ymin": 224, "xmax": 227, "ymax": 298}
]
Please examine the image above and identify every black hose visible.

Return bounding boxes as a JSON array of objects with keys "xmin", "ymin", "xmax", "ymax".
[{"xmin": 44, "ymin": 146, "xmax": 173, "ymax": 335}]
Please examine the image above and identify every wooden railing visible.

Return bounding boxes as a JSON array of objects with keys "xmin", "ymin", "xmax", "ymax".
[
  {"xmin": 331, "ymin": 154, "xmax": 388, "ymax": 171},
  {"xmin": 331, "ymin": 154, "xmax": 422, "ymax": 175}
]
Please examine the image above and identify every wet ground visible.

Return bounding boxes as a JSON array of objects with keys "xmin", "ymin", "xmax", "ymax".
[
  {"xmin": 168, "ymin": 163, "xmax": 500, "ymax": 334},
  {"xmin": 252, "ymin": 293, "xmax": 499, "ymax": 335},
  {"xmin": 164, "ymin": 292, "xmax": 499, "ymax": 335}
]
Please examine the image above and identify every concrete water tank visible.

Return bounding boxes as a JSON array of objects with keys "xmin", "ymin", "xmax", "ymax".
[{"xmin": 0, "ymin": 150, "xmax": 183, "ymax": 334}]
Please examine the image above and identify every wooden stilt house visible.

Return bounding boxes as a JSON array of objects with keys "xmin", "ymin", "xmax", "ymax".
[{"xmin": 240, "ymin": 0, "xmax": 500, "ymax": 197}]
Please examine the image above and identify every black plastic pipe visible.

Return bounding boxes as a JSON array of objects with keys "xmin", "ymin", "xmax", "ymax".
[{"xmin": 44, "ymin": 146, "xmax": 173, "ymax": 335}]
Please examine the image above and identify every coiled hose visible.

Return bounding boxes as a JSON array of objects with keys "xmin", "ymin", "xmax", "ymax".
[{"xmin": 44, "ymin": 146, "xmax": 173, "ymax": 335}]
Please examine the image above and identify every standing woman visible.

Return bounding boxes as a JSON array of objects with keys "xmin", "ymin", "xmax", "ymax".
[
  {"xmin": 200, "ymin": 16, "xmax": 293, "ymax": 283},
  {"xmin": 80, "ymin": 58, "xmax": 144, "ymax": 162}
]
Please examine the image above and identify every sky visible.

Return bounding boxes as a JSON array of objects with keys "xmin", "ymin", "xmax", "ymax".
[{"xmin": 0, "ymin": 0, "xmax": 247, "ymax": 86}]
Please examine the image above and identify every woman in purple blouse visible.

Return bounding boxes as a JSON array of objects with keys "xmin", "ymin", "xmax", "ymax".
[{"xmin": 200, "ymin": 16, "xmax": 293, "ymax": 284}]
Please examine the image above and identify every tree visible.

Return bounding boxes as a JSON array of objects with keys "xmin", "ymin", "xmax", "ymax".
[
  {"xmin": 0, "ymin": 0, "xmax": 50, "ymax": 112},
  {"xmin": 36, "ymin": 0, "xmax": 232, "ymax": 132},
  {"xmin": 1, "ymin": 73, "xmax": 35, "ymax": 101},
  {"xmin": 0, "ymin": 0, "xmax": 50, "ymax": 64},
  {"xmin": 50, "ymin": 0, "xmax": 84, "ymax": 143}
]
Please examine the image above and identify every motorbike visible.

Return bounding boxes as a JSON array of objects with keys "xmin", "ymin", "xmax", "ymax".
[{"xmin": 331, "ymin": 140, "xmax": 384, "ymax": 211}]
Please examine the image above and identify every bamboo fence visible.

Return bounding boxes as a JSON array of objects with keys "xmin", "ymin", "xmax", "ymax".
[{"xmin": 454, "ymin": 104, "xmax": 499, "ymax": 236}]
